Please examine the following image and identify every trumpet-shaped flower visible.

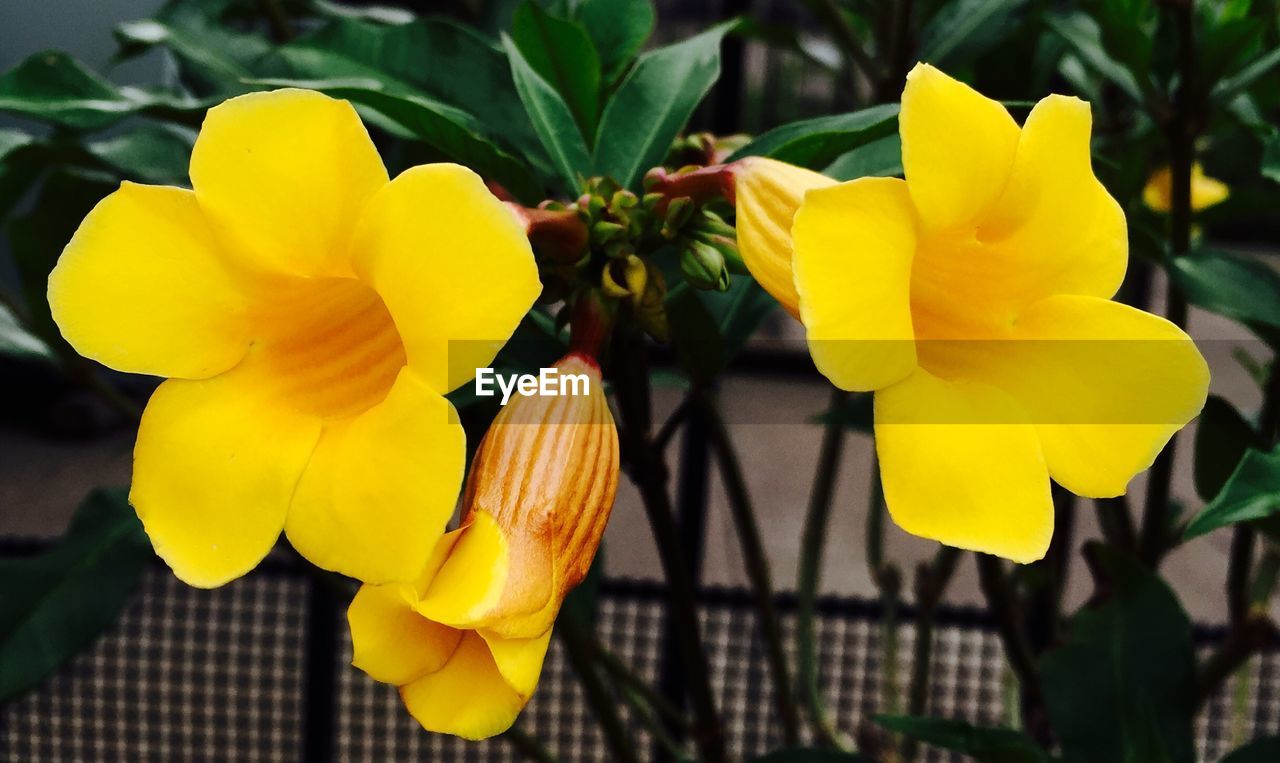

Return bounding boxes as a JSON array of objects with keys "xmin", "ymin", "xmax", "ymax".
[
  {"xmin": 791, "ymin": 64, "xmax": 1208, "ymax": 562},
  {"xmin": 47, "ymin": 89, "xmax": 541, "ymax": 587},
  {"xmin": 348, "ymin": 353, "xmax": 618, "ymax": 739},
  {"xmin": 1143, "ymin": 163, "xmax": 1230, "ymax": 212}
]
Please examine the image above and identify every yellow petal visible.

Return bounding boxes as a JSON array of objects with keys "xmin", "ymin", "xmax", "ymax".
[
  {"xmin": 400, "ymin": 631, "xmax": 527, "ymax": 740},
  {"xmin": 285, "ymin": 369, "xmax": 465, "ymax": 584},
  {"xmin": 130, "ymin": 356, "xmax": 322, "ymax": 587},
  {"xmin": 874, "ymin": 368, "xmax": 1053, "ymax": 563},
  {"xmin": 1143, "ymin": 164, "xmax": 1230, "ymax": 213},
  {"xmin": 348, "ymin": 582, "xmax": 461, "ymax": 686},
  {"xmin": 899, "ymin": 63, "xmax": 1020, "ymax": 233},
  {"xmin": 48, "ymin": 183, "xmax": 253, "ymax": 379},
  {"xmin": 978, "ymin": 95, "xmax": 1127, "ymax": 302},
  {"xmin": 480, "ymin": 629, "xmax": 553, "ymax": 698},
  {"xmin": 988, "ymin": 294, "xmax": 1209, "ymax": 498},
  {"xmin": 733, "ymin": 157, "xmax": 835, "ymax": 317},
  {"xmin": 792, "ymin": 177, "xmax": 918, "ymax": 391},
  {"xmin": 416, "ymin": 512, "xmax": 510, "ymax": 627},
  {"xmin": 190, "ymin": 89, "xmax": 389, "ymax": 277},
  {"xmin": 351, "ymin": 164, "xmax": 541, "ymax": 395}
]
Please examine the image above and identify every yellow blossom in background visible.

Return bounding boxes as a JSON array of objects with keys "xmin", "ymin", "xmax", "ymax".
[
  {"xmin": 348, "ymin": 353, "xmax": 618, "ymax": 739},
  {"xmin": 47, "ymin": 89, "xmax": 541, "ymax": 587},
  {"xmin": 733, "ymin": 157, "xmax": 835, "ymax": 317},
  {"xmin": 790, "ymin": 64, "xmax": 1209, "ymax": 562},
  {"xmin": 1143, "ymin": 163, "xmax": 1230, "ymax": 212}
]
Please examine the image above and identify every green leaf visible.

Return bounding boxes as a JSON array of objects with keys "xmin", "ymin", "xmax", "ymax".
[
  {"xmin": 1184, "ymin": 447, "xmax": 1280, "ymax": 540},
  {"xmin": 823, "ymin": 134, "xmax": 902, "ymax": 180},
  {"xmin": 512, "ymin": 1, "xmax": 600, "ymax": 141},
  {"xmin": 85, "ymin": 123, "xmax": 194, "ymax": 184},
  {"xmin": 0, "ymin": 489, "xmax": 152, "ymax": 701},
  {"xmin": 704, "ymin": 277, "xmax": 775, "ymax": 362},
  {"xmin": 114, "ymin": 18, "xmax": 264, "ymax": 95},
  {"xmin": 0, "ymin": 301, "xmax": 55, "ymax": 365},
  {"xmin": 504, "ymin": 34, "xmax": 592, "ymax": 192},
  {"xmin": 1221, "ymin": 737, "xmax": 1280, "ymax": 763},
  {"xmin": 312, "ymin": 0, "xmax": 416, "ymax": 25},
  {"xmin": 252, "ymin": 78, "xmax": 542, "ymax": 202},
  {"xmin": 917, "ymin": 0, "xmax": 1029, "ymax": 68},
  {"xmin": 0, "ymin": 51, "xmax": 212, "ymax": 130},
  {"xmin": 874, "ymin": 715, "xmax": 1048, "ymax": 763},
  {"xmin": 1213, "ymin": 45, "xmax": 1280, "ymax": 106},
  {"xmin": 664, "ymin": 284, "xmax": 724, "ymax": 385},
  {"xmin": 751, "ymin": 751, "xmax": 871, "ymax": 762},
  {"xmin": 1169, "ymin": 250, "xmax": 1280, "ymax": 330},
  {"xmin": 1262, "ymin": 131, "xmax": 1280, "ymax": 185},
  {"xmin": 1193, "ymin": 395, "xmax": 1263, "ymax": 501},
  {"xmin": 576, "ymin": 0, "xmax": 654, "ymax": 82},
  {"xmin": 1039, "ymin": 547, "xmax": 1196, "ymax": 763},
  {"xmin": 592, "ymin": 22, "xmax": 733, "ymax": 189},
  {"xmin": 275, "ymin": 18, "xmax": 547, "ymax": 165},
  {"xmin": 728, "ymin": 103, "xmax": 899, "ymax": 169},
  {"xmin": 1044, "ymin": 12, "xmax": 1145, "ymax": 105},
  {"xmin": 0, "ymin": 129, "xmax": 33, "ymax": 162}
]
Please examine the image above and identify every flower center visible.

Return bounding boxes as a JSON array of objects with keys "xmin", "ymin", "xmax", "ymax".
[{"xmin": 255, "ymin": 277, "xmax": 406, "ymax": 420}]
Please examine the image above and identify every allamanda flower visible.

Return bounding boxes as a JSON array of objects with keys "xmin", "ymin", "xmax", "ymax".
[
  {"xmin": 789, "ymin": 64, "xmax": 1208, "ymax": 562},
  {"xmin": 348, "ymin": 352, "xmax": 618, "ymax": 739},
  {"xmin": 48, "ymin": 89, "xmax": 540, "ymax": 587},
  {"xmin": 1143, "ymin": 163, "xmax": 1230, "ymax": 213}
]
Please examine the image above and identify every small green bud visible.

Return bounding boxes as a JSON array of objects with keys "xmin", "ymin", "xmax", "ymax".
[
  {"xmin": 608, "ymin": 190, "xmax": 639, "ymax": 217},
  {"xmin": 591, "ymin": 220, "xmax": 627, "ymax": 245},
  {"xmin": 663, "ymin": 196, "xmax": 695, "ymax": 237},
  {"xmin": 681, "ymin": 240, "xmax": 730, "ymax": 292}
]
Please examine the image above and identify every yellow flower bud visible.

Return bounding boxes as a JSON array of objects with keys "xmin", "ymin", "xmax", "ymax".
[
  {"xmin": 348, "ymin": 352, "xmax": 618, "ymax": 740},
  {"xmin": 732, "ymin": 156, "xmax": 835, "ymax": 317},
  {"xmin": 1142, "ymin": 163, "xmax": 1229, "ymax": 213}
]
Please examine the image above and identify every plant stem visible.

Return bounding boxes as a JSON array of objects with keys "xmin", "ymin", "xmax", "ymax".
[
  {"xmin": 582, "ymin": 631, "xmax": 692, "ymax": 732},
  {"xmin": 699, "ymin": 392, "xmax": 801, "ymax": 747},
  {"xmin": 903, "ymin": 546, "xmax": 960, "ymax": 761},
  {"xmin": 1028, "ymin": 489, "xmax": 1077, "ymax": 655},
  {"xmin": 1095, "ymin": 496, "xmax": 1137, "ymax": 552},
  {"xmin": 797, "ymin": 388, "xmax": 853, "ymax": 749},
  {"xmin": 610, "ymin": 327, "xmax": 727, "ymax": 763},
  {"xmin": 503, "ymin": 726, "xmax": 560, "ymax": 763},
  {"xmin": 1195, "ymin": 614, "xmax": 1276, "ymax": 711},
  {"xmin": 557, "ymin": 618, "xmax": 640, "ymax": 763},
  {"xmin": 976, "ymin": 553, "xmax": 1047, "ymax": 743},
  {"xmin": 1139, "ymin": 0, "xmax": 1197, "ymax": 568}
]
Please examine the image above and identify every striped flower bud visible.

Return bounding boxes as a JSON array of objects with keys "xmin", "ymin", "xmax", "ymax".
[{"xmin": 346, "ymin": 352, "xmax": 619, "ymax": 740}]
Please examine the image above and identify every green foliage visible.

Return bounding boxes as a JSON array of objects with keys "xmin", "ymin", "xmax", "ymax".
[
  {"xmin": 1170, "ymin": 249, "xmax": 1280, "ymax": 332},
  {"xmin": 1193, "ymin": 395, "xmax": 1264, "ymax": 501},
  {"xmin": 0, "ymin": 490, "xmax": 152, "ymax": 701},
  {"xmin": 505, "ymin": 33, "xmax": 593, "ymax": 192},
  {"xmin": 592, "ymin": 23, "xmax": 734, "ymax": 190},
  {"xmin": 511, "ymin": 1, "xmax": 601, "ymax": 141},
  {"xmin": 1184, "ymin": 447, "xmax": 1280, "ymax": 541},
  {"xmin": 1039, "ymin": 547, "xmax": 1196, "ymax": 763},
  {"xmin": 874, "ymin": 715, "xmax": 1049, "ymax": 763},
  {"xmin": 575, "ymin": 0, "xmax": 654, "ymax": 83},
  {"xmin": 917, "ymin": 0, "xmax": 1030, "ymax": 69},
  {"xmin": 728, "ymin": 104, "xmax": 899, "ymax": 169}
]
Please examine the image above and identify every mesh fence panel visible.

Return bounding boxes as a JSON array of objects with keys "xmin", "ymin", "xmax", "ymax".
[{"xmin": 3, "ymin": 568, "xmax": 1279, "ymax": 762}]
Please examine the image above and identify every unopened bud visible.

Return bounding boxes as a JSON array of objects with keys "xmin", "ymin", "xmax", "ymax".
[
  {"xmin": 662, "ymin": 196, "xmax": 695, "ymax": 238},
  {"xmin": 590, "ymin": 220, "xmax": 627, "ymax": 245},
  {"xmin": 681, "ymin": 240, "xmax": 730, "ymax": 292}
]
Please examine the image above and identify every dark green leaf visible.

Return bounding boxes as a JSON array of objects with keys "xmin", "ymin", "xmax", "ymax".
[
  {"xmin": 664, "ymin": 284, "xmax": 724, "ymax": 385},
  {"xmin": 703, "ymin": 277, "xmax": 775, "ymax": 363},
  {"xmin": 1044, "ymin": 12, "xmax": 1145, "ymax": 105},
  {"xmin": 0, "ymin": 129, "xmax": 33, "ymax": 162},
  {"xmin": 114, "ymin": 19, "xmax": 264, "ymax": 95},
  {"xmin": 592, "ymin": 22, "xmax": 733, "ymax": 189},
  {"xmin": 576, "ymin": 0, "xmax": 654, "ymax": 83},
  {"xmin": 85, "ymin": 124, "xmax": 194, "ymax": 184},
  {"xmin": 1221, "ymin": 736, "xmax": 1280, "ymax": 763},
  {"xmin": 728, "ymin": 104, "xmax": 899, "ymax": 170},
  {"xmin": 1169, "ymin": 250, "xmax": 1280, "ymax": 330},
  {"xmin": 504, "ymin": 34, "xmax": 592, "ymax": 192},
  {"xmin": 252, "ymin": 78, "xmax": 542, "ymax": 202},
  {"xmin": 1262, "ymin": 131, "xmax": 1280, "ymax": 185},
  {"xmin": 1193, "ymin": 395, "xmax": 1262, "ymax": 501},
  {"xmin": 815, "ymin": 392, "xmax": 873, "ymax": 433},
  {"xmin": 275, "ymin": 18, "xmax": 546, "ymax": 165},
  {"xmin": 0, "ymin": 302, "xmax": 55, "ymax": 365},
  {"xmin": 0, "ymin": 489, "xmax": 151, "ymax": 701},
  {"xmin": 1039, "ymin": 547, "xmax": 1195, "ymax": 763},
  {"xmin": 1213, "ymin": 46, "xmax": 1280, "ymax": 106},
  {"xmin": 918, "ymin": 0, "xmax": 1029, "ymax": 67},
  {"xmin": 751, "ymin": 750, "xmax": 871, "ymax": 762},
  {"xmin": 874, "ymin": 715, "xmax": 1048, "ymax": 763},
  {"xmin": 1184, "ymin": 447, "xmax": 1280, "ymax": 541},
  {"xmin": 512, "ymin": 1, "xmax": 600, "ymax": 141},
  {"xmin": 312, "ymin": 0, "xmax": 416, "ymax": 25},
  {"xmin": 0, "ymin": 52, "xmax": 212, "ymax": 130},
  {"xmin": 823, "ymin": 134, "xmax": 902, "ymax": 180}
]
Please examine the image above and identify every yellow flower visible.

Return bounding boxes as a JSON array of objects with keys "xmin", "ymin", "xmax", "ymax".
[
  {"xmin": 348, "ymin": 353, "xmax": 618, "ymax": 739},
  {"xmin": 732, "ymin": 157, "xmax": 834, "ymax": 318},
  {"xmin": 1142, "ymin": 163, "xmax": 1230, "ymax": 212},
  {"xmin": 791, "ymin": 64, "xmax": 1209, "ymax": 562},
  {"xmin": 47, "ymin": 89, "xmax": 541, "ymax": 587}
]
